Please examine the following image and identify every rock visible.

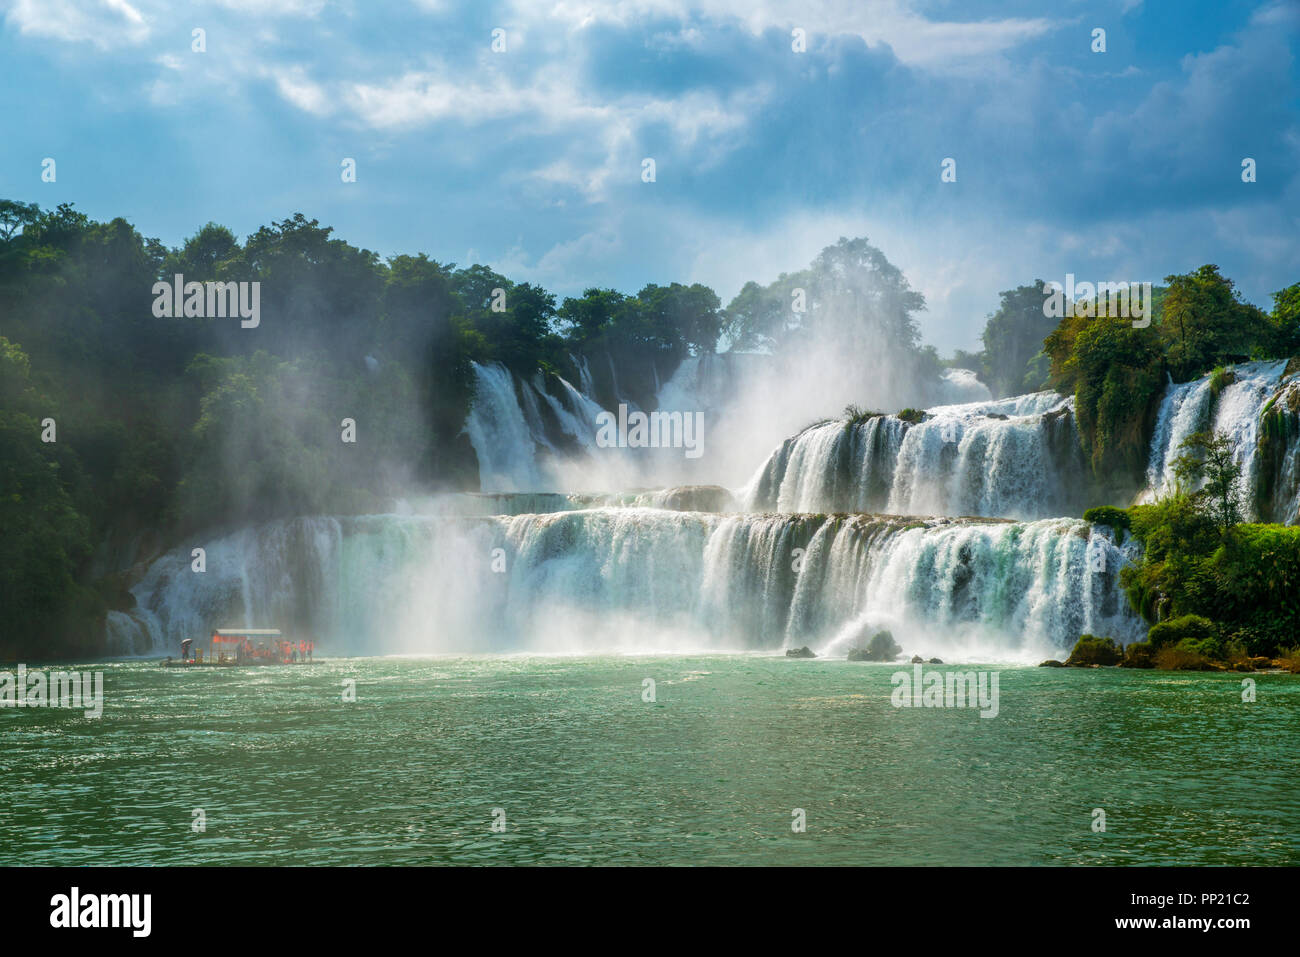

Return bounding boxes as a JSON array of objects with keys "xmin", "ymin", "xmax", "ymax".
[
  {"xmin": 928, "ymin": 657, "xmax": 943, "ymax": 664},
  {"xmin": 910, "ymin": 655, "xmax": 924, "ymax": 664},
  {"xmin": 1038, "ymin": 659, "xmax": 1066, "ymax": 667},
  {"xmin": 846, "ymin": 629, "xmax": 902, "ymax": 662},
  {"xmin": 785, "ymin": 646, "xmax": 816, "ymax": 658},
  {"xmin": 657, "ymin": 485, "xmax": 736, "ymax": 513}
]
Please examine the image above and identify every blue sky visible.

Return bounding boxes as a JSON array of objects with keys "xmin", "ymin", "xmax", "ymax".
[{"xmin": 1, "ymin": 0, "xmax": 1296, "ymax": 351}]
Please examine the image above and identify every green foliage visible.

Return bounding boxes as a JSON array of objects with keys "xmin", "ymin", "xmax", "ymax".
[
  {"xmin": 1170, "ymin": 430, "xmax": 1244, "ymax": 531},
  {"xmin": 842, "ymin": 405, "xmax": 883, "ymax": 426},
  {"xmin": 0, "ymin": 199, "xmax": 39, "ymax": 242},
  {"xmin": 1039, "ymin": 264, "xmax": 1281, "ymax": 488},
  {"xmin": 1044, "ymin": 312, "xmax": 1165, "ymax": 481},
  {"xmin": 979, "ymin": 283, "xmax": 1058, "ymax": 398},
  {"xmin": 1065, "ymin": 634, "xmax": 1121, "ymax": 666},
  {"xmin": 0, "ymin": 338, "xmax": 94, "ymax": 655},
  {"xmin": 1160, "ymin": 265, "xmax": 1270, "ymax": 380},
  {"xmin": 1083, "ymin": 505, "xmax": 1131, "ymax": 538},
  {"xmin": 1174, "ymin": 634, "xmax": 1224, "ymax": 659},
  {"xmin": 720, "ymin": 236, "xmax": 939, "ymax": 390},
  {"xmin": 0, "ymin": 199, "xmax": 745, "ymax": 656},
  {"xmin": 1022, "ymin": 350, "xmax": 1052, "ymax": 393},
  {"xmin": 1147, "ymin": 614, "xmax": 1216, "ymax": 650},
  {"xmin": 1120, "ymin": 641, "xmax": 1155, "ymax": 669},
  {"xmin": 1268, "ymin": 282, "xmax": 1300, "ymax": 356},
  {"xmin": 896, "ymin": 408, "xmax": 925, "ymax": 424},
  {"xmin": 1123, "ymin": 504, "xmax": 1300, "ymax": 659},
  {"xmin": 1208, "ymin": 365, "xmax": 1235, "ymax": 399}
]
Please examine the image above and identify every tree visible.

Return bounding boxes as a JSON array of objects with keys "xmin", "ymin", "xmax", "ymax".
[
  {"xmin": 162, "ymin": 222, "xmax": 240, "ymax": 280},
  {"xmin": 1160, "ymin": 265, "xmax": 1269, "ymax": 380},
  {"xmin": 979, "ymin": 282, "xmax": 1057, "ymax": 398},
  {"xmin": 0, "ymin": 337, "xmax": 92, "ymax": 652},
  {"xmin": 1172, "ymin": 430, "xmax": 1243, "ymax": 532},
  {"xmin": 557, "ymin": 288, "xmax": 628, "ymax": 344},
  {"xmin": 1044, "ymin": 312, "xmax": 1164, "ymax": 479},
  {"xmin": 231, "ymin": 213, "xmax": 384, "ymax": 361},
  {"xmin": 0, "ymin": 200, "xmax": 39, "ymax": 242},
  {"xmin": 721, "ymin": 279, "xmax": 789, "ymax": 352},
  {"xmin": 632, "ymin": 282, "xmax": 722, "ymax": 355},
  {"xmin": 1268, "ymin": 282, "xmax": 1300, "ymax": 357}
]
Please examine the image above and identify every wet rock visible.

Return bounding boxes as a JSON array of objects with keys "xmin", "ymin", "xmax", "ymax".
[
  {"xmin": 1038, "ymin": 659, "xmax": 1066, "ymax": 667},
  {"xmin": 846, "ymin": 629, "xmax": 902, "ymax": 662},
  {"xmin": 785, "ymin": 646, "xmax": 816, "ymax": 658}
]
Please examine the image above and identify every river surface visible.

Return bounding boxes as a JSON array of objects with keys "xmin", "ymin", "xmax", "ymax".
[{"xmin": 3, "ymin": 655, "xmax": 1296, "ymax": 865}]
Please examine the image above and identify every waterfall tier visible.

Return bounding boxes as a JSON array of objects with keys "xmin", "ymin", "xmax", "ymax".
[{"xmin": 119, "ymin": 510, "xmax": 1142, "ymax": 661}]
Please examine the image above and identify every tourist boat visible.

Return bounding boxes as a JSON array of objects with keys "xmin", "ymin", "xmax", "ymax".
[{"xmin": 161, "ymin": 628, "xmax": 318, "ymax": 667}]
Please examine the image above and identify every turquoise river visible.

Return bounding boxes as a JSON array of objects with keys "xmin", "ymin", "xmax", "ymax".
[{"xmin": 2, "ymin": 655, "xmax": 1296, "ymax": 866}]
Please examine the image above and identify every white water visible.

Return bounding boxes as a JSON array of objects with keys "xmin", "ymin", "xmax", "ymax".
[
  {"xmin": 741, "ymin": 393, "xmax": 1077, "ymax": 519},
  {"xmin": 118, "ymin": 356, "xmax": 1300, "ymax": 662},
  {"xmin": 118, "ymin": 510, "xmax": 1142, "ymax": 662},
  {"xmin": 463, "ymin": 362, "xmax": 546, "ymax": 492},
  {"xmin": 1140, "ymin": 360, "xmax": 1289, "ymax": 518},
  {"xmin": 935, "ymin": 367, "xmax": 993, "ymax": 405}
]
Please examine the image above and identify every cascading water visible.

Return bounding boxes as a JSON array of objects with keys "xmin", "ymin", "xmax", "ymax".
[
  {"xmin": 741, "ymin": 392, "xmax": 1082, "ymax": 520},
  {"xmin": 117, "ymin": 354, "xmax": 1300, "ymax": 662},
  {"xmin": 118, "ymin": 510, "xmax": 1143, "ymax": 661},
  {"xmin": 1140, "ymin": 360, "xmax": 1291, "ymax": 519},
  {"xmin": 463, "ymin": 361, "xmax": 546, "ymax": 492}
]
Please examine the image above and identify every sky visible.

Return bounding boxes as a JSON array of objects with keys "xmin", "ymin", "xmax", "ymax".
[{"xmin": 1, "ymin": 0, "xmax": 1297, "ymax": 352}]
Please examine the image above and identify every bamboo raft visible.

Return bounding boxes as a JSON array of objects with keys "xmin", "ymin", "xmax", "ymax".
[{"xmin": 162, "ymin": 628, "xmax": 319, "ymax": 668}]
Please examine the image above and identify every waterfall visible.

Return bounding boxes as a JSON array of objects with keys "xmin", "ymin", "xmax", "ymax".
[
  {"xmin": 741, "ymin": 393, "xmax": 1081, "ymax": 520},
  {"xmin": 118, "ymin": 352, "xmax": 1300, "ymax": 662},
  {"xmin": 120, "ymin": 509, "xmax": 1142, "ymax": 661},
  {"xmin": 463, "ymin": 362, "xmax": 544, "ymax": 492},
  {"xmin": 1140, "ymin": 360, "xmax": 1291, "ymax": 518}
]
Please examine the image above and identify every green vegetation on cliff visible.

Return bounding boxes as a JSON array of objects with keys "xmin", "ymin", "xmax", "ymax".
[{"xmin": 1084, "ymin": 431, "xmax": 1300, "ymax": 668}]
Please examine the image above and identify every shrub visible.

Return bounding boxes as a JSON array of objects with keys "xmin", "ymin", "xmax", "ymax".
[
  {"xmin": 1065, "ymin": 634, "xmax": 1122, "ymax": 666},
  {"xmin": 1083, "ymin": 506, "xmax": 1132, "ymax": 539},
  {"xmin": 896, "ymin": 408, "xmax": 925, "ymax": 424},
  {"xmin": 1147, "ymin": 614, "xmax": 1215, "ymax": 650},
  {"xmin": 1208, "ymin": 365, "xmax": 1236, "ymax": 399},
  {"xmin": 1121, "ymin": 641, "xmax": 1156, "ymax": 668},
  {"xmin": 1174, "ymin": 634, "xmax": 1224, "ymax": 660},
  {"xmin": 843, "ymin": 404, "xmax": 883, "ymax": 426},
  {"xmin": 1154, "ymin": 644, "xmax": 1216, "ymax": 671}
]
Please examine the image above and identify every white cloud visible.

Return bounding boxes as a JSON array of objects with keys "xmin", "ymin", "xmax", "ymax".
[
  {"xmin": 507, "ymin": 0, "xmax": 1058, "ymax": 69},
  {"xmin": 269, "ymin": 65, "xmax": 333, "ymax": 115},
  {"xmin": 3, "ymin": 0, "xmax": 149, "ymax": 48}
]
